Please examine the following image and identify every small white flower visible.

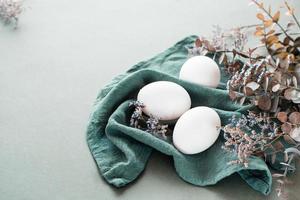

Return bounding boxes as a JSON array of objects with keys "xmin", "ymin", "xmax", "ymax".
[{"xmin": 0, "ymin": 0, "xmax": 22, "ymax": 26}]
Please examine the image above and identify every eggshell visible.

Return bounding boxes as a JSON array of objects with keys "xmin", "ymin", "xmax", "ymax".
[
  {"xmin": 179, "ymin": 56, "xmax": 221, "ymax": 88},
  {"xmin": 173, "ymin": 106, "xmax": 221, "ymax": 154},
  {"xmin": 137, "ymin": 81, "xmax": 191, "ymax": 121}
]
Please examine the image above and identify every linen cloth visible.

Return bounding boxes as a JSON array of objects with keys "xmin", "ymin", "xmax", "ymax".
[{"xmin": 86, "ymin": 35, "xmax": 272, "ymax": 195}]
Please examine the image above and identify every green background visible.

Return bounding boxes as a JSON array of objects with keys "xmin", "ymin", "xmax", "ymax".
[{"xmin": 1, "ymin": 0, "xmax": 300, "ymax": 199}]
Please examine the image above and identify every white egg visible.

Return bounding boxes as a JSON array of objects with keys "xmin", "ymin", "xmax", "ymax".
[
  {"xmin": 137, "ymin": 81, "xmax": 191, "ymax": 121},
  {"xmin": 179, "ymin": 56, "xmax": 221, "ymax": 88},
  {"xmin": 173, "ymin": 106, "xmax": 221, "ymax": 154}
]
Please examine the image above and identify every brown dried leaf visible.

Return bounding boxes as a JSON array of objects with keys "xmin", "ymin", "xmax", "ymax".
[
  {"xmin": 266, "ymin": 29, "xmax": 275, "ymax": 35},
  {"xmin": 277, "ymin": 52, "xmax": 289, "ymax": 59},
  {"xmin": 203, "ymin": 40, "xmax": 215, "ymax": 51},
  {"xmin": 229, "ymin": 90, "xmax": 238, "ymax": 100},
  {"xmin": 256, "ymin": 26, "xmax": 263, "ymax": 31},
  {"xmin": 283, "ymin": 37, "xmax": 290, "ymax": 46},
  {"xmin": 256, "ymin": 13, "xmax": 265, "ymax": 21},
  {"xmin": 258, "ymin": 95, "xmax": 272, "ymax": 111},
  {"xmin": 273, "ymin": 141, "xmax": 284, "ymax": 150},
  {"xmin": 277, "ymin": 112, "xmax": 288, "ymax": 123},
  {"xmin": 284, "ymin": 88, "xmax": 296, "ymax": 100},
  {"xmin": 254, "ymin": 29, "xmax": 264, "ymax": 36},
  {"xmin": 266, "ymin": 35, "xmax": 279, "ymax": 44},
  {"xmin": 283, "ymin": 135, "xmax": 297, "ymax": 145},
  {"xmin": 195, "ymin": 38, "xmax": 202, "ymax": 47},
  {"xmin": 272, "ymin": 11, "xmax": 280, "ymax": 22},
  {"xmin": 273, "ymin": 71, "xmax": 281, "ymax": 81},
  {"xmin": 244, "ymin": 87, "xmax": 254, "ymax": 96},
  {"xmin": 281, "ymin": 122, "xmax": 292, "ymax": 133},
  {"xmin": 264, "ymin": 20, "xmax": 273, "ymax": 28},
  {"xmin": 288, "ymin": 112, "xmax": 300, "ymax": 124},
  {"xmin": 274, "ymin": 42, "xmax": 284, "ymax": 49}
]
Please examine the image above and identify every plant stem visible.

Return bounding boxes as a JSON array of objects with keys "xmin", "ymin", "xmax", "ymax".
[
  {"xmin": 233, "ymin": 24, "xmax": 261, "ymax": 30},
  {"xmin": 252, "ymin": 0, "xmax": 294, "ymax": 41},
  {"xmin": 262, "ymin": 22, "xmax": 277, "ymax": 63},
  {"xmin": 253, "ymin": 133, "xmax": 284, "ymax": 154},
  {"xmin": 210, "ymin": 49, "xmax": 264, "ymax": 60},
  {"xmin": 284, "ymin": 1, "xmax": 300, "ymax": 30},
  {"xmin": 283, "ymin": 154, "xmax": 294, "ymax": 176}
]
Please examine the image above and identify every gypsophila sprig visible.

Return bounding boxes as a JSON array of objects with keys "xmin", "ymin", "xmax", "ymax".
[
  {"xmin": 146, "ymin": 115, "xmax": 168, "ymax": 139},
  {"xmin": 129, "ymin": 100, "xmax": 145, "ymax": 128},
  {"xmin": 0, "ymin": 0, "xmax": 22, "ymax": 27},
  {"xmin": 129, "ymin": 100, "xmax": 169, "ymax": 139},
  {"xmin": 222, "ymin": 112, "xmax": 281, "ymax": 167}
]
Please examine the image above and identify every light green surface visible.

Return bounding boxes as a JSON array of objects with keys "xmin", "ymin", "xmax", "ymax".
[{"xmin": 1, "ymin": 0, "xmax": 300, "ymax": 200}]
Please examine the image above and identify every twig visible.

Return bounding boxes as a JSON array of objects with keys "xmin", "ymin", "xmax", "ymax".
[
  {"xmin": 252, "ymin": 0, "xmax": 294, "ymax": 41},
  {"xmin": 284, "ymin": 1, "xmax": 300, "ymax": 30}
]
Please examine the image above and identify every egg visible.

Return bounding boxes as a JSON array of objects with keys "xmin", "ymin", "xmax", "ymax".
[
  {"xmin": 137, "ymin": 81, "xmax": 191, "ymax": 121},
  {"xmin": 173, "ymin": 106, "xmax": 221, "ymax": 154},
  {"xmin": 179, "ymin": 56, "xmax": 221, "ymax": 88}
]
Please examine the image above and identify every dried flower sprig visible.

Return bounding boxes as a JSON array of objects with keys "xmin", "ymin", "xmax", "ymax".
[
  {"xmin": 191, "ymin": 1, "xmax": 300, "ymax": 198},
  {"xmin": 0, "ymin": 0, "xmax": 22, "ymax": 27},
  {"xmin": 146, "ymin": 115, "xmax": 168, "ymax": 139},
  {"xmin": 129, "ymin": 100, "xmax": 169, "ymax": 139},
  {"xmin": 222, "ymin": 112, "xmax": 281, "ymax": 167},
  {"xmin": 222, "ymin": 111, "xmax": 300, "ymax": 199},
  {"xmin": 129, "ymin": 100, "xmax": 145, "ymax": 128},
  {"xmin": 187, "ymin": 25, "xmax": 252, "ymax": 61}
]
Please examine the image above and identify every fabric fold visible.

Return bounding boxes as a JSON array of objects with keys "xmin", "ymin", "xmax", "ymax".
[{"xmin": 87, "ymin": 35, "xmax": 272, "ymax": 195}]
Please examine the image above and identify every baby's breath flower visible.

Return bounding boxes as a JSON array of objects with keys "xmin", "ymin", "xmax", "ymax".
[{"xmin": 0, "ymin": 0, "xmax": 22, "ymax": 27}]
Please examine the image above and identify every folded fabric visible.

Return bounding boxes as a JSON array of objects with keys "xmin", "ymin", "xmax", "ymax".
[{"xmin": 86, "ymin": 35, "xmax": 272, "ymax": 195}]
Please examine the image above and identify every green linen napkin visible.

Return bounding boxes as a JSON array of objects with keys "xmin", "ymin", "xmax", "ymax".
[{"xmin": 86, "ymin": 35, "xmax": 272, "ymax": 195}]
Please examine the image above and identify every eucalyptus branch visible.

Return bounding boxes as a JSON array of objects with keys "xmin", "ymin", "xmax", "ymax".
[
  {"xmin": 207, "ymin": 48, "xmax": 264, "ymax": 60},
  {"xmin": 252, "ymin": 0, "xmax": 293, "ymax": 41}
]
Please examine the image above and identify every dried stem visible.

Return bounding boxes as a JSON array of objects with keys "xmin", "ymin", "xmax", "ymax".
[
  {"xmin": 252, "ymin": 0, "xmax": 293, "ymax": 41},
  {"xmin": 284, "ymin": 1, "xmax": 300, "ymax": 30}
]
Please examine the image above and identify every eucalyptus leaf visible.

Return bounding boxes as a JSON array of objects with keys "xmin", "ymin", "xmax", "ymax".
[
  {"xmin": 246, "ymin": 81, "xmax": 260, "ymax": 91},
  {"xmin": 285, "ymin": 147, "xmax": 300, "ymax": 156}
]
